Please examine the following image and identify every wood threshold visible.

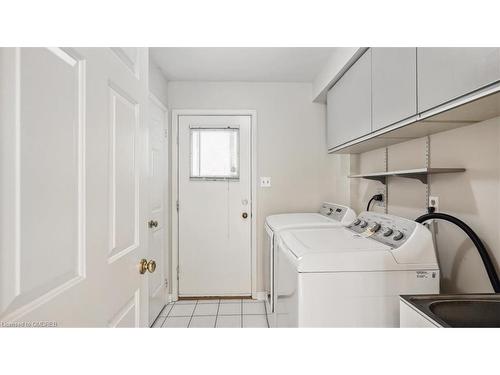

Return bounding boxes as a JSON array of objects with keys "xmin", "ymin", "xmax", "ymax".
[{"xmin": 178, "ymin": 296, "xmax": 252, "ymax": 300}]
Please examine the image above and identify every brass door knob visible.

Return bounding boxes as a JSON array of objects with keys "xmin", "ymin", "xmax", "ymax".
[
  {"xmin": 148, "ymin": 220, "xmax": 159, "ymax": 228},
  {"xmin": 139, "ymin": 259, "xmax": 157, "ymax": 274},
  {"xmin": 147, "ymin": 260, "xmax": 156, "ymax": 273},
  {"xmin": 242, "ymin": 212, "xmax": 248, "ymax": 219},
  {"xmin": 139, "ymin": 259, "xmax": 148, "ymax": 274}
]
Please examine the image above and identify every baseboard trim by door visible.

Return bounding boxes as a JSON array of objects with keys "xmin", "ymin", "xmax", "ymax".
[
  {"xmin": 255, "ymin": 291, "xmax": 267, "ymax": 301},
  {"xmin": 178, "ymin": 296, "xmax": 253, "ymax": 301},
  {"xmin": 171, "ymin": 293, "xmax": 268, "ymax": 302},
  {"xmin": 168, "ymin": 293, "xmax": 267, "ymax": 302}
]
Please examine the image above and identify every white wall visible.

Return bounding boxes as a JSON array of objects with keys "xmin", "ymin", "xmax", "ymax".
[
  {"xmin": 312, "ymin": 47, "xmax": 364, "ymax": 103},
  {"xmin": 149, "ymin": 58, "xmax": 168, "ymax": 106},
  {"xmin": 349, "ymin": 116, "xmax": 500, "ymax": 293},
  {"xmin": 166, "ymin": 80, "xmax": 500, "ymax": 296},
  {"xmin": 167, "ymin": 81, "xmax": 340, "ymax": 291}
]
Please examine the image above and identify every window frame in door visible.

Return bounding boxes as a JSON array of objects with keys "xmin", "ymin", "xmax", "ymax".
[{"xmin": 189, "ymin": 126, "xmax": 241, "ymax": 181}]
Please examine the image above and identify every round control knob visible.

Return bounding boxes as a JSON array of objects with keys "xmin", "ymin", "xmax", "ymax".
[
  {"xmin": 369, "ymin": 223, "xmax": 381, "ymax": 232},
  {"xmin": 383, "ymin": 228, "xmax": 393, "ymax": 237},
  {"xmin": 359, "ymin": 220, "xmax": 368, "ymax": 228},
  {"xmin": 393, "ymin": 231, "xmax": 404, "ymax": 241},
  {"xmin": 353, "ymin": 219, "xmax": 361, "ymax": 226}
]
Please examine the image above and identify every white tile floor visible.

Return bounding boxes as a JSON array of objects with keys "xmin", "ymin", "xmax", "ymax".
[{"xmin": 151, "ymin": 299, "xmax": 269, "ymax": 328}]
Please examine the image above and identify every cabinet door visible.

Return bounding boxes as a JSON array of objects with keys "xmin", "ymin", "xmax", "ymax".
[
  {"xmin": 327, "ymin": 49, "xmax": 371, "ymax": 149},
  {"xmin": 372, "ymin": 48, "xmax": 417, "ymax": 131},
  {"xmin": 417, "ymin": 47, "xmax": 500, "ymax": 113}
]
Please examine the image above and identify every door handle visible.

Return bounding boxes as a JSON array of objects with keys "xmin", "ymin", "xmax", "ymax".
[
  {"xmin": 139, "ymin": 259, "xmax": 148, "ymax": 274},
  {"xmin": 147, "ymin": 260, "xmax": 157, "ymax": 273},
  {"xmin": 139, "ymin": 259, "xmax": 157, "ymax": 274},
  {"xmin": 148, "ymin": 220, "xmax": 159, "ymax": 228},
  {"xmin": 242, "ymin": 212, "xmax": 248, "ymax": 219}
]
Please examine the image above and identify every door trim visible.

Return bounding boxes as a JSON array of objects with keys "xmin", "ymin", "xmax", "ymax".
[
  {"xmin": 148, "ymin": 92, "xmax": 169, "ymax": 324},
  {"xmin": 171, "ymin": 109, "xmax": 258, "ymax": 300}
]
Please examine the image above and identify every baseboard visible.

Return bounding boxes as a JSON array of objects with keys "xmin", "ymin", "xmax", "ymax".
[
  {"xmin": 178, "ymin": 295, "xmax": 252, "ymax": 300},
  {"xmin": 255, "ymin": 291, "xmax": 267, "ymax": 301},
  {"xmin": 169, "ymin": 292, "xmax": 267, "ymax": 301}
]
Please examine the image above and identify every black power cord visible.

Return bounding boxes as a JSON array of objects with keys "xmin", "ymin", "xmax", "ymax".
[
  {"xmin": 415, "ymin": 211, "xmax": 500, "ymax": 293},
  {"xmin": 366, "ymin": 194, "xmax": 384, "ymax": 211}
]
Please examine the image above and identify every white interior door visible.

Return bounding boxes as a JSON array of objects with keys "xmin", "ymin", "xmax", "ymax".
[
  {"xmin": 0, "ymin": 47, "xmax": 150, "ymax": 327},
  {"xmin": 178, "ymin": 115, "xmax": 252, "ymax": 296},
  {"xmin": 147, "ymin": 95, "xmax": 168, "ymax": 324}
]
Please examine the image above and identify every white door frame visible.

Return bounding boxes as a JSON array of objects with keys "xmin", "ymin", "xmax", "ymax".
[
  {"xmin": 148, "ymin": 92, "xmax": 169, "ymax": 323},
  {"xmin": 171, "ymin": 109, "xmax": 258, "ymax": 300}
]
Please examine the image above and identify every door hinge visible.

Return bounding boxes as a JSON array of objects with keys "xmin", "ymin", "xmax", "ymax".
[
  {"xmin": 165, "ymin": 278, "xmax": 168, "ymax": 287},
  {"xmin": 164, "ymin": 129, "xmax": 168, "ymax": 138},
  {"xmin": 176, "ymin": 200, "xmax": 179, "ymax": 211},
  {"xmin": 176, "ymin": 265, "xmax": 179, "ymax": 280}
]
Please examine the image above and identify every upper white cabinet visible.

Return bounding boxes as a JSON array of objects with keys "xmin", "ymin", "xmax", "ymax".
[
  {"xmin": 327, "ymin": 49, "xmax": 371, "ymax": 149},
  {"xmin": 372, "ymin": 48, "xmax": 417, "ymax": 131},
  {"xmin": 417, "ymin": 48, "xmax": 500, "ymax": 112},
  {"xmin": 327, "ymin": 47, "xmax": 500, "ymax": 153}
]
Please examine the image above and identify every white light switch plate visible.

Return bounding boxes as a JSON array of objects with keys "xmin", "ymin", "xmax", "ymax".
[{"xmin": 260, "ymin": 177, "xmax": 271, "ymax": 187}]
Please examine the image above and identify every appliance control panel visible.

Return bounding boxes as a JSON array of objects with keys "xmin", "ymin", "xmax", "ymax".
[
  {"xmin": 319, "ymin": 203, "xmax": 348, "ymax": 222},
  {"xmin": 347, "ymin": 212, "xmax": 417, "ymax": 248}
]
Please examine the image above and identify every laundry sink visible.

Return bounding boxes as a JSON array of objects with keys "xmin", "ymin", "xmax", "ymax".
[
  {"xmin": 401, "ymin": 294, "xmax": 500, "ymax": 327},
  {"xmin": 429, "ymin": 299, "xmax": 500, "ymax": 327}
]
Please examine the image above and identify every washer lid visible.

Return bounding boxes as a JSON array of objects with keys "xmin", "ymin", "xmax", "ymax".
[
  {"xmin": 279, "ymin": 227, "xmax": 398, "ymax": 272},
  {"xmin": 265, "ymin": 213, "xmax": 339, "ymax": 231}
]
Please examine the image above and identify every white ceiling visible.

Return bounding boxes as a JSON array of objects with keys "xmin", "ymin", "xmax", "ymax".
[{"xmin": 150, "ymin": 47, "xmax": 336, "ymax": 82}]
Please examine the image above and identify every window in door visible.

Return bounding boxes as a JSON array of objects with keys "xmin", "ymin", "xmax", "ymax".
[{"xmin": 190, "ymin": 127, "xmax": 239, "ymax": 180}]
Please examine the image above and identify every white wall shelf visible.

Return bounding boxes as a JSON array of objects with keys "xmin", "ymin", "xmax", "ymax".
[{"xmin": 348, "ymin": 167, "xmax": 466, "ymax": 185}]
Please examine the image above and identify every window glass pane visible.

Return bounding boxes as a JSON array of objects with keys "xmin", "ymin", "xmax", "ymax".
[{"xmin": 190, "ymin": 128, "xmax": 239, "ymax": 179}]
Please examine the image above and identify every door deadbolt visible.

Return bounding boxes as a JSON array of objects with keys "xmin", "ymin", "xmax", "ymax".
[
  {"xmin": 148, "ymin": 220, "xmax": 158, "ymax": 228},
  {"xmin": 242, "ymin": 212, "xmax": 248, "ymax": 219}
]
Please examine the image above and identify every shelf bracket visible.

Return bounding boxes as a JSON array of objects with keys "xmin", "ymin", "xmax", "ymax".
[
  {"xmin": 403, "ymin": 173, "xmax": 428, "ymax": 184},
  {"xmin": 363, "ymin": 175, "xmax": 387, "ymax": 184}
]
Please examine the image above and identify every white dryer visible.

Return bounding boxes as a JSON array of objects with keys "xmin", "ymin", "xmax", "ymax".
[
  {"xmin": 275, "ymin": 211, "xmax": 440, "ymax": 327},
  {"xmin": 264, "ymin": 203, "xmax": 356, "ymax": 320}
]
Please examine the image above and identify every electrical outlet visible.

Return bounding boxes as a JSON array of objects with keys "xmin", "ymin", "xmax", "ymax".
[
  {"xmin": 260, "ymin": 177, "xmax": 271, "ymax": 187},
  {"xmin": 375, "ymin": 188, "xmax": 386, "ymax": 207},
  {"xmin": 429, "ymin": 196, "xmax": 439, "ymax": 211}
]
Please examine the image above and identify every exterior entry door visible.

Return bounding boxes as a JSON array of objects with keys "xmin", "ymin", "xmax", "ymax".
[{"xmin": 178, "ymin": 115, "xmax": 252, "ymax": 296}]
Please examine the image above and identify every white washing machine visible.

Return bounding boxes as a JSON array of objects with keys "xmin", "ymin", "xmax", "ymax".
[
  {"xmin": 264, "ymin": 202, "xmax": 356, "ymax": 323},
  {"xmin": 275, "ymin": 211, "xmax": 440, "ymax": 327}
]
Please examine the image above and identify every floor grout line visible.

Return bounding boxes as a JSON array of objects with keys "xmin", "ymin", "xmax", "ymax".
[
  {"xmin": 166, "ymin": 302, "xmax": 176, "ymax": 317},
  {"xmin": 187, "ymin": 300, "xmax": 198, "ymax": 328},
  {"xmin": 164, "ymin": 303, "xmax": 174, "ymax": 317},
  {"xmin": 263, "ymin": 300, "xmax": 270, "ymax": 328},
  {"xmin": 164, "ymin": 313, "xmax": 255, "ymax": 317},
  {"xmin": 156, "ymin": 316, "xmax": 167, "ymax": 328},
  {"xmin": 150, "ymin": 305, "xmax": 167, "ymax": 327},
  {"xmin": 214, "ymin": 300, "xmax": 221, "ymax": 328},
  {"xmin": 155, "ymin": 303, "xmax": 176, "ymax": 327},
  {"xmin": 157, "ymin": 299, "xmax": 268, "ymax": 328}
]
